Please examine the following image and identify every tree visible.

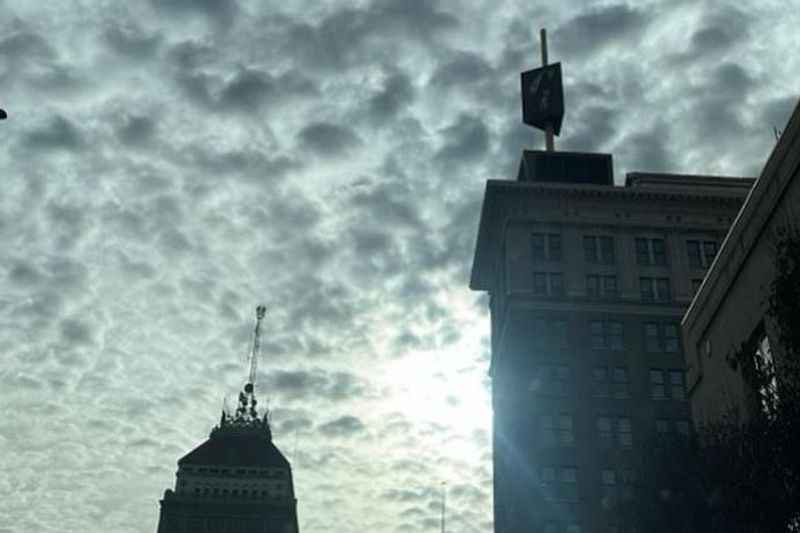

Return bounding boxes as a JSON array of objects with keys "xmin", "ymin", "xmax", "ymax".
[{"xmin": 635, "ymin": 230, "xmax": 800, "ymax": 533}]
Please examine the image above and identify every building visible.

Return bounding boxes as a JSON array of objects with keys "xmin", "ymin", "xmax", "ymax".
[
  {"xmin": 156, "ymin": 308, "xmax": 300, "ymax": 533},
  {"xmin": 682, "ymin": 99, "xmax": 800, "ymax": 427},
  {"xmin": 155, "ymin": 391, "xmax": 300, "ymax": 533},
  {"xmin": 470, "ymin": 149, "xmax": 752, "ymax": 532}
]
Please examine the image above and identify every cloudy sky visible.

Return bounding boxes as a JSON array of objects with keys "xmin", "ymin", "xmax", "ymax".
[{"xmin": 0, "ymin": 0, "xmax": 797, "ymax": 532}]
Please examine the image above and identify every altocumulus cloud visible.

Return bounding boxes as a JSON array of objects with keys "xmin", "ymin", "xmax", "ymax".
[
  {"xmin": 297, "ymin": 122, "xmax": 362, "ymax": 157},
  {"xmin": 0, "ymin": 2, "xmax": 798, "ymax": 533},
  {"xmin": 318, "ymin": 415, "xmax": 366, "ymax": 438}
]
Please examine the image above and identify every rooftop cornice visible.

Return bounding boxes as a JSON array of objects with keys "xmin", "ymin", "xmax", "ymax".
[
  {"xmin": 471, "ymin": 175, "xmax": 752, "ymax": 290},
  {"xmin": 484, "ymin": 178, "xmax": 753, "ymax": 203},
  {"xmin": 625, "ymin": 172, "xmax": 756, "ymax": 189}
]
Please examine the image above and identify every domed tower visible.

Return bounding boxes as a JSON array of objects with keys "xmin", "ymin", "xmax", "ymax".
[{"xmin": 156, "ymin": 306, "xmax": 299, "ymax": 533}]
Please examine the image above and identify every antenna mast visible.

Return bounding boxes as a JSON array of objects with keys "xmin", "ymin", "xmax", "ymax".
[
  {"xmin": 520, "ymin": 28, "xmax": 564, "ymax": 151},
  {"xmin": 540, "ymin": 28, "xmax": 555, "ymax": 152},
  {"xmin": 245, "ymin": 305, "xmax": 267, "ymax": 393},
  {"xmin": 441, "ymin": 481, "xmax": 446, "ymax": 533}
]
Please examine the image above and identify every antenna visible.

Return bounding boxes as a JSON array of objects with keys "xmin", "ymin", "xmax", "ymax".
[
  {"xmin": 521, "ymin": 28, "xmax": 564, "ymax": 151},
  {"xmin": 441, "ymin": 481, "xmax": 446, "ymax": 533},
  {"xmin": 244, "ymin": 305, "xmax": 267, "ymax": 393},
  {"xmin": 293, "ymin": 428, "xmax": 299, "ymax": 463},
  {"xmin": 540, "ymin": 28, "xmax": 555, "ymax": 152}
]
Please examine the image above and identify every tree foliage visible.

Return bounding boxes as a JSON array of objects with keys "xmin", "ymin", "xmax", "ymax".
[{"xmin": 635, "ymin": 230, "xmax": 800, "ymax": 533}]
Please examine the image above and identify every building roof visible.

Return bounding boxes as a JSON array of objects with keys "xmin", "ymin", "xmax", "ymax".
[
  {"xmin": 625, "ymin": 172, "xmax": 756, "ymax": 191},
  {"xmin": 179, "ymin": 430, "xmax": 291, "ymax": 469}
]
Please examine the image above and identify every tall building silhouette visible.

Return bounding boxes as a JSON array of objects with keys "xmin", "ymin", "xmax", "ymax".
[
  {"xmin": 471, "ymin": 150, "xmax": 752, "ymax": 532},
  {"xmin": 470, "ymin": 31, "xmax": 755, "ymax": 533},
  {"xmin": 156, "ymin": 307, "xmax": 299, "ymax": 533}
]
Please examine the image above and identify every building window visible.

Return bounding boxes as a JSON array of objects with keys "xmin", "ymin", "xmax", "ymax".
[
  {"xmin": 650, "ymin": 369, "xmax": 685, "ymax": 400},
  {"xmin": 636, "ymin": 237, "xmax": 667, "ymax": 266},
  {"xmin": 591, "ymin": 321, "xmax": 605, "ymax": 349},
  {"xmin": 560, "ymin": 467, "xmax": 578, "ymax": 502},
  {"xmin": 551, "ymin": 273, "xmax": 564, "ymax": 294},
  {"xmin": 620, "ymin": 469, "xmax": 637, "ymax": 500},
  {"xmin": 640, "ymin": 277, "xmax": 671, "ymax": 302},
  {"xmin": 598, "ymin": 417, "xmax": 632, "ymax": 448},
  {"xmin": 530, "ymin": 365, "xmax": 573, "ymax": 397},
  {"xmin": 687, "ymin": 240, "xmax": 718, "ymax": 268},
  {"xmin": 541, "ymin": 414, "xmax": 574, "ymax": 447},
  {"xmin": 669, "ymin": 370, "xmax": 686, "ymax": 400},
  {"xmin": 604, "ymin": 275, "xmax": 618, "ymax": 297},
  {"xmin": 586, "ymin": 274, "xmax": 597, "ymax": 296},
  {"xmin": 534, "ymin": 272, "xmax": 564, "ymax": 296},
  {"xmin": 612, "ymin": 367, "xmax": 630, "ymax": 399},
  {"xmin": 649, "ymin": 370, "xmax": 666, "ymax": 400},
  {"xmin": 558, "ymin": 415, "xmax": 575, "ymax": 446},
  {"xmin": 584, "ymin": 236, "xmax": 597, "ymax": 262},
  {"xmin": 664, "ymin": 324, "xmax": 679, "ymax": 352},
  {"xmin": 644, "ymin": 322, "xmax": 680, "ymax": 352},
  {"xmin": 592, "ymin": 367, "xmax": 628, "ymax": 398},
  {"xmin": 687, "ymin": 240, "xmax": 701, "ymax": 268},
  {"xmin": 590, "ymin": 320, "xmax": 624, "ymax": 350},
  {"xmin": 644, "ymin": 322, "xmax": 660, "ymax": 352},
  {"xmin": 675, "ymin": 420, "xmax": 690, "ymax": 437},
  {"xmin": 554, "ymin": 366, "xmax": 572, "ymax": 396},
  {"xmin": 601, "ymin": 469, "xmax": 617, "ymax": 502},
  {"xmin": 532, "ymin": 233, "xmax": 562, "ymax": 261},
  {"xmin": 592, "ymin": 367, "xmax": 609, "ymax": 398},
  {"xmin": 618, "ymin": 418, "xmax": 633, "ymax": 448},
  {"xmin": 635, "ymin": 238, "xmax": 649, "ymax": 265},
  {"xmin": 609, "ymin": 321, "xmax": 623, "ymax": 350},
  {"xmin": 597, "ymin": 417, "xmax": 613, "ymax": 447},
  {"xmin": 584, "ymin": 235, "xmax": 615, "ymax": 264},
  {"xmin": 587, "ymin": 274, "xmax": 618, "ymax": 297},
  {"xmin": 541, "ymin": 466, "xmax": 578, "ymax": 502},
  {"xmin": 746, "ymin": 327, "xmax": 778, "ymax": 415}
]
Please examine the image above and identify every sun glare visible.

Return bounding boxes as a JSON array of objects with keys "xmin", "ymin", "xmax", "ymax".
[{"xmin": 381, "ymin": 344, "xmax": 491, "ymax": 437}]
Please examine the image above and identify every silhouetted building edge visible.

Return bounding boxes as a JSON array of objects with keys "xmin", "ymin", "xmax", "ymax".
[
  {"xmin": 470, "ymin": 149, "xmax": 753, "ymax": 532},
  {"xmin": 682, "ymin": 98, "xmax": 800, "ymax": 426}
]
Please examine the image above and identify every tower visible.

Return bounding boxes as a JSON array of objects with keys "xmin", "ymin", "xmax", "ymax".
[
  {"xmin": 470, "ymin": 31, "xmax": 753, "ymax": 533},
  {"xmin": 156, "ymin": 306, "xmax": 300, "ymax": 533}
]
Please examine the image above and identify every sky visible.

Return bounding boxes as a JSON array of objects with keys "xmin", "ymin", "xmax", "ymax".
[{"xmin": 0, "ymin": 1, "xmax": 798, "ymax": 532}]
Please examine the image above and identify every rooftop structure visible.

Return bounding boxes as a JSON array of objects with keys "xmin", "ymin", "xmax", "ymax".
[{"xmin": 155, "ymin": 307, "xmax": 300, "ymax": 533}]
